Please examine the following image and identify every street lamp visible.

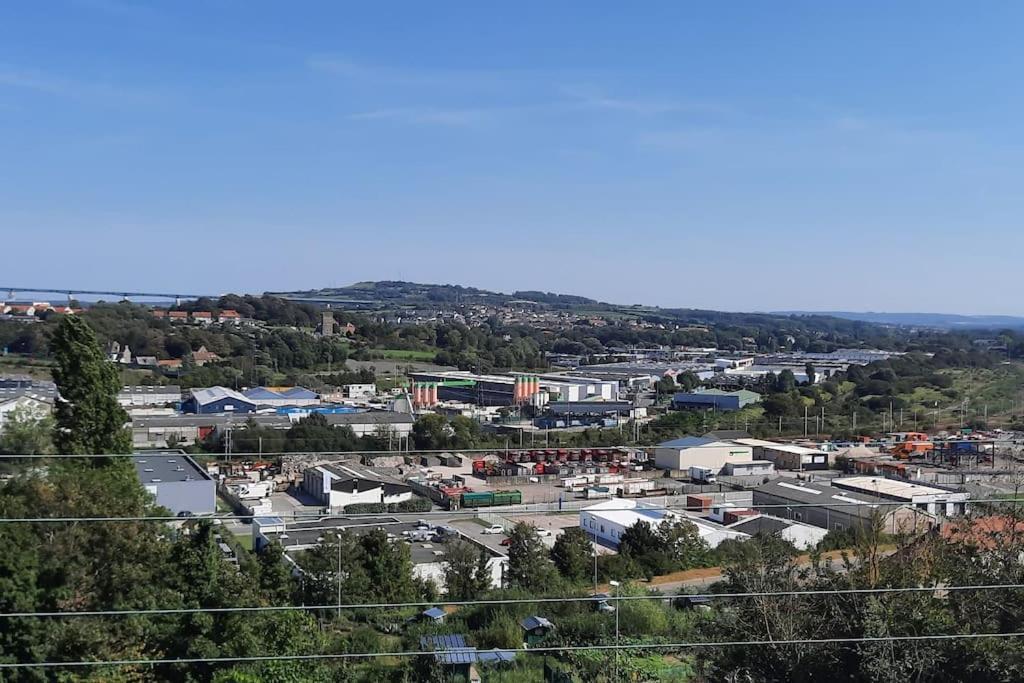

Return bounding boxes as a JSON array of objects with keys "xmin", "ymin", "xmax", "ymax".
[{"xmin": 610, "ymin": 580, "xmax": 621, "ymax": 682}]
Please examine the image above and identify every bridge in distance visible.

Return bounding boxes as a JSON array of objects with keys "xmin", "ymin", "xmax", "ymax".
[{"xmin": 2, "ymin": 286, "xmax": 376, "ymax": 307}]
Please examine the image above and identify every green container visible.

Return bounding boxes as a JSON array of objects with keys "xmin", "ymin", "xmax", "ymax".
[
  {"xmin": 461, "ymin": 492, "xmax": 494, "ymax": 508},
  {"xmin": 492, "ymin": 490, "xmax": 523, "ymax": 506}
]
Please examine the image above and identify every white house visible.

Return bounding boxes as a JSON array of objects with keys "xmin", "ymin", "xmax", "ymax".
[
  {"xmin": 579, "ymin": 499, "xmax": 750, "ymax": 550},
  {"xmin": 301, "ymin": 464, "xmax": 414, "ymax": 510},
  {"xmin": 654, "ymin": 436, "xmax": 753, "ymax": 472}
]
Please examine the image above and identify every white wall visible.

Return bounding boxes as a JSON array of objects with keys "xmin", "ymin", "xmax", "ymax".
[
  {"xmin": 415, "ymin": 556, "xmax": 506, "ymax": 594},
  {"xmin": 654, "ymin": 443, "xmax": 753, "ymax": 471},
  {"xmin": 781, "ymin": 522, "xmax": 829, "ymax": 550}
]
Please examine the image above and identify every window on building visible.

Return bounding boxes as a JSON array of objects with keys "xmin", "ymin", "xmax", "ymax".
[{"xmin": 600, "ymin": 525, "xmax": 605, "ymax": 533}]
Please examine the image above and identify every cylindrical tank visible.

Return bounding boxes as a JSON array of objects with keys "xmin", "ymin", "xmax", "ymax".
[{"xmin": 429, "ymin": 383, "xmax": 438, "ymax": 406}]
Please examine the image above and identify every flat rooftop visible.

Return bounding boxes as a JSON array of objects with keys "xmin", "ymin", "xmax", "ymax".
[
  {"xmin": 132, "ymin": 454, "xmax": 211, "ymax": 484},
  {"xmin": 261, "ymin": 517, "xmax": 503, "ymax": 564},
  {"xmin": 833, "ymin": 476, "xmax": 964, "ymax": 499}
]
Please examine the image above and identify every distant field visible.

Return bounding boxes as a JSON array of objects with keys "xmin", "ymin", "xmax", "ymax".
[
  {"xmin": 0, "ymin": 356, "xmax": 54, "ymax": 380},
  {"xmin": 372, "ymin": 349, "xmax": 437, "ymax": 360}
]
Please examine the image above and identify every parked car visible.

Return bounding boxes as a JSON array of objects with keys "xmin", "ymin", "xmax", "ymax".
[
  {"xmin": 500, "ymin": 538, "xmax": 512, "ymax": 546},
  {"xmin": 536, "ymin": 529, "xmax": 553, "ymax": 538},
  {"xmin": 482, "ymin": 524, "xmax": 505, "ymax": 535}
]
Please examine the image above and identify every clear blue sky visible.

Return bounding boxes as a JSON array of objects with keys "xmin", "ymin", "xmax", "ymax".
[{"xmin": 2, "ymin": 2, "xmax": 1023, "ymax": 314}]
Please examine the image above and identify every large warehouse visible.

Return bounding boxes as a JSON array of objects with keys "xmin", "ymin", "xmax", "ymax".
[
  {"xmin": 654, "ymin": 436, "xmax": 753, "ymax": 472},
  {"xmin": 407, "ymin": 371, "xmax": 617, "ymax": 407},
  {"xmin": 671, "ymin": 388, "xmax": 761, "ymax": 412},
  {"xmin": 133, "ymin": 454, "xmax": 216, "ymax": 515},
  {"xmin": 752, "ymin": 478, "xmax": 941, "ymax": 534}
]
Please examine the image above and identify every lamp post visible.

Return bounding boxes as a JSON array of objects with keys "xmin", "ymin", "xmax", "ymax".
[{"xmin": 610, "ymin": 580, "xmax": 621, "ymax": 681}]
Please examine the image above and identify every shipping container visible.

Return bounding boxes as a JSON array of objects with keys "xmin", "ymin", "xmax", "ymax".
[
  {"xmin": 461, "ymin": 491, "xmax": 495, "ymax": 508},
  {"xmin": 492, "ymin": 490, "xmax": 523, "ymax": 506}
]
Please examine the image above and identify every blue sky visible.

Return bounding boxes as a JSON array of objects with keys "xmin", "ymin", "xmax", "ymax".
[{"xmin": 2, "ymin": 2, "xmax": 1023, "ymax": 313}]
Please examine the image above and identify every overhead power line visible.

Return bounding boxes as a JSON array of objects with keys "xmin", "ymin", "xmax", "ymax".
[
  {"xmin": 3, "ymin": 583, "xmax": 1022, "ymax": 620},
  {"xmin": 3, "ymin": 632, "xmax": 1024, "ymax": 669}
]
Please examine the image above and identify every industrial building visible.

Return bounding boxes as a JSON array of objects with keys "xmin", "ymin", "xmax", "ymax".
[
  {"xmin": 579, "ymin": 499, "xmax": 750, "ymax": 549},
  {"xmin": 831, "ymin": 476, "xmax": 969, "ymax": 518},
  {"xmin": 323, "ymin": 411, "xmax": 415, "ymax": 438},
  {"xmin": 131, "ymin": 414, "xmax": 291, "ymax": 448},
  {"xmin": 654, "ymin": 436, "xmax": 754, "ymax": 472},
  {"xmin": 117, "ymin": 385, "xmax": 182, "ymax": 407},
  {"xmin": 407, "ymin": 371, "xmax": 617, "ymax": 407},
  {"xmin": 671, "ymin": 388, "xmax": 761, "ymax": 411},
  {"xmin": 132, "ymin": 454, "xmax": 216, "ymax": 515},
  {"xmin": 181, "ymin": 386, "xmax": 257, "ymax": 414},
  {"xmin": 252, "ymin": 516, "xmax": 506, "ymax": 593},
  {"xmin": 243, "ymin": 386, "xmax": 320, "ymax": 408},
  {"xmin": 733, "ymin": 438, "xmax": 829, "ymax": 471},
  {"xmin": 726, "ymin": 515, "xmax": 829, "ymax": 550},
  {"xmin": 752, "ymin": 478, "xmax": 941, "ymax": 534},
  {"xmin": 301, "ymin": 462, "xmax": 414, "ymax": 510}
]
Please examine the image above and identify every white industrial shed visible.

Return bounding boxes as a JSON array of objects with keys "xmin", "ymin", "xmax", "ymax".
[
  {"xmin": 654, "ymin": 436, "xmax": 753, "ymax": 472},
  {"xmin": 579, "ymin": 499, "xmax": 750, "ymax": 549}
]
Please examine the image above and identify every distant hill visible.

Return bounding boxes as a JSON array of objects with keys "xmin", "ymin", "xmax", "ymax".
[
  {"xmin": 270, "ymin": 281, "xmax": 598, "ymax": 307},
  {"xmin": 777, "ymin": 311, "xmax": 1024, "ymax": 330}
]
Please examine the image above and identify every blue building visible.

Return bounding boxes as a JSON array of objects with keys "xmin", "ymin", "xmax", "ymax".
[
  {"xmin": 181, "ymin": 386, "xmax": 257, "ymax": 415},
  {"xmin": 672, "ymin": 388, "xmax": 760, "ymax": 412}
]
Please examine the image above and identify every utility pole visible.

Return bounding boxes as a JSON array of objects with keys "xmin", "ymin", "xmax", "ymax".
[
  {"xmin": 803, "ymin": 405, "xmax": 808, "ymax": 437},
  {"xmin": 344, "ymin": 536, "xmax": 348, "ymax": 622}
]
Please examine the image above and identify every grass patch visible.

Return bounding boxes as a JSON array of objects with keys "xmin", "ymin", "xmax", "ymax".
[{"xmin": 373, "ymin": 349, "xmax": 437, "ymax": 361}]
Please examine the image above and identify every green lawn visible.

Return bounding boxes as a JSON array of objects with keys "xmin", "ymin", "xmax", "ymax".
[{"xmin": 373, "ymin": 349, "xmax": 437, "ymax": 360}]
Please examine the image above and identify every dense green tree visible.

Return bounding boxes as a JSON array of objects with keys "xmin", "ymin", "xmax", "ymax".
[
  {"xmin": 50, "ymin": 315, "xmax": 131, "ymax": 455},
  {"xmin": 506, "ymin": 522, "xmax": 557, "ymax": 591},
  {"xmin": 257, "ymin": 541, "xmax": 295, "ymax": 605},
  {"xmin": 0, "ymin": 406, "xmax": 54, "ymax": 456},
  {"xmin": 550, "ymin": 527, "xmax": 595, "ymax": 583},
  {"xmin": 442, "ymin": 539, "xmax": 493, "ymax": 600},
  {"xmin": 658, "ymin": 517, "xmax": 710, "ymax": 570},
  {"xmin": 411, "ymin": 414, "xmax": 451, "ymax": 450}
]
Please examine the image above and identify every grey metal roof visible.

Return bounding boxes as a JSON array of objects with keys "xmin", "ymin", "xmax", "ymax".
[
  {"xmin": 422, "ymin": 607, "xmax": 446, "ymax": 619},
  {"xmin": 728, "ymin": 515, "xmax": 793, "ymax": 536},
  {"xmin": 657, "ymin": 436, "xmax": 715, "ymax": 449},
  {"xmin": 132, "ymin": 454, "xmax": 211, "ymax": 484},
  {"xmin": 754, "ymin": 478, "xmax": 884, "ymax": 519},
  {"xmin": 520, "ymin": 616, "xmax": 554, "ymax": 630},
  {"xmin": 703, "ymin": 430, "xmax": 752, "ymax": 440},
  {"xmin": 132, "ymin": 415, "xmax": 291, "ymax": 429},
  {"xmin": 120, "ymin": 385, "xmax": 182, "ymax": 395},
  {"xmin": 188, "ymin": 386, "xmax": 254, "ymax": 406},
  {"xmin": 324, "ymin": 411, "xmax": 415, "ymax": 426}
]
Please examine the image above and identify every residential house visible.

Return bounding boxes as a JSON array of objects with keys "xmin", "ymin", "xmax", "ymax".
[
  {"xmin": 191, "ymin": 345, "xmax": 221, "ymax": 366},
  {"xmin": 218, "ymin": 309, "xmax": 242, "ymax": 324},
  {"xmin": 167, "ymin": 311, "xmax": 189, "ymax": 323},
  {"xmin": 191, "ymin": 311, "xmax": 213, "ymax": 325}
]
